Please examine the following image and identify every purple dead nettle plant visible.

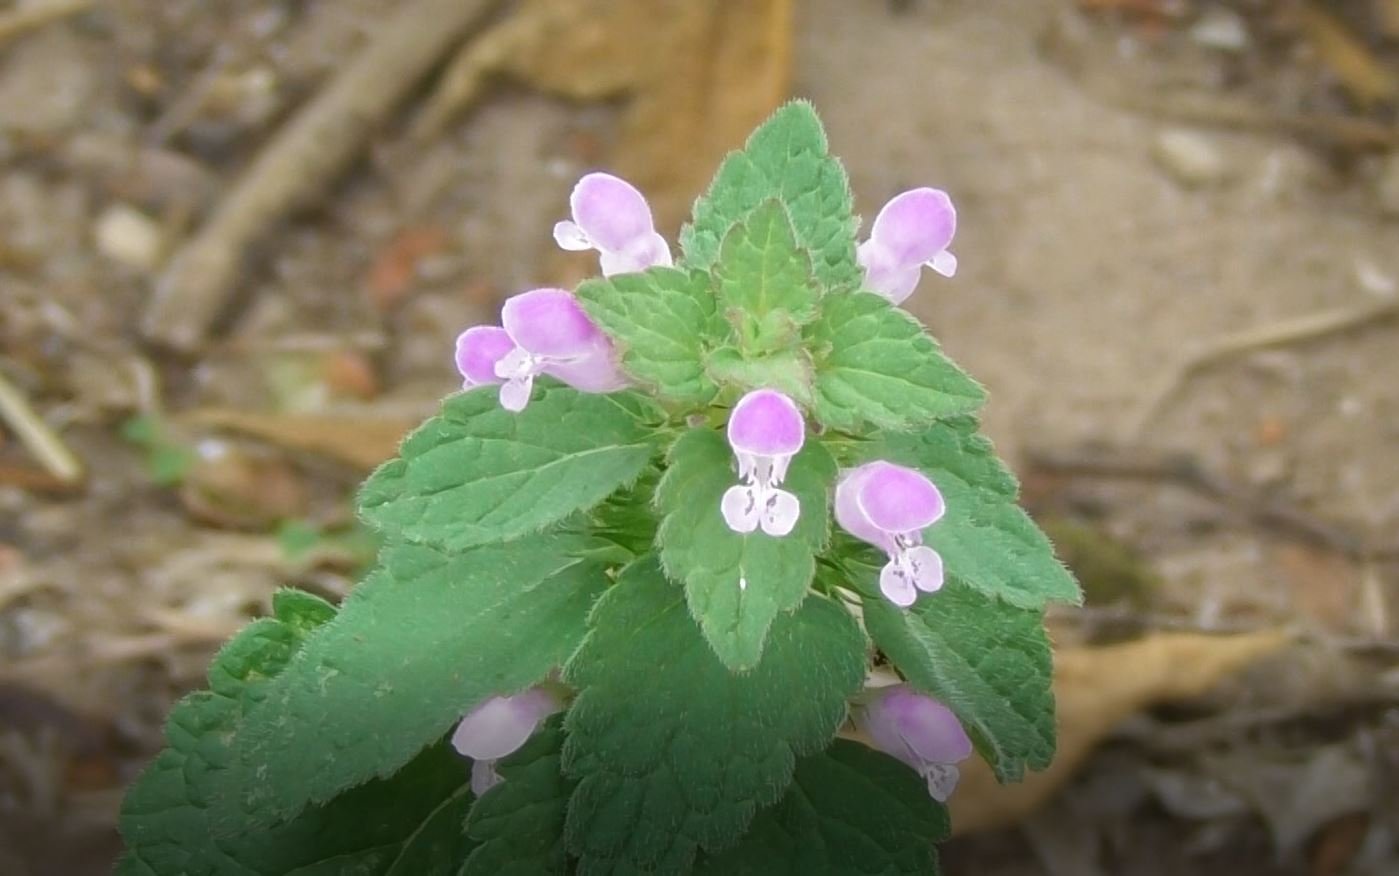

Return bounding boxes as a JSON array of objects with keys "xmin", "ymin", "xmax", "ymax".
[
  {"xmin": 119, "ymin": 105, "xmax": 1079, "ymax": 874},
  {"xmin": 451, "ymin": 171, "xmax": 968, "ymax": 788}
]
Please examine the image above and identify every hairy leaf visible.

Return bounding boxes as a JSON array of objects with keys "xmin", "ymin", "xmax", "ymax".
[
  {"xmin": 715, "ymin": 200, "xmax": 819, "ymax": 353},
  {"xmin": 119, "ymin": 593, "xmax": 477, "ymax": 875},
  {"xmin": 218, "ymin": 536, "xmax": 607, "ymax": 829},
  {"xmin": 657, "ymin": 429, "xmax": 836, "ymax": 670},
  {"xmin": 359, "ymin": 385, "xmax": 655, "ymax": 551},
  {"xmin": 575, "ymin": 268, "xmax": 724, "ymax": 406},
  {"xmin": 460, "ymin": 718, "xmax": 573, "ymax": 876},
  {"xmin": 682, "ymin": 101, "xmax": 859, "ymax": 290},
  {"xmin": 807, "ymin": 292, "xmax": 984, "ymax": 432},
  {"xmin": 704, "ymin": 346, "xmax": 814, "ymax": 405},
  {"xmin": 562, "ymin": 557, "xmax": 865, "ymax": 874},
  {"xmin": 695, "ymin": 740, "xmax": 948, "ymax": 875},
  {"xmin": 864, "ymin": 579, "xmax": 1055, "ymax": 783},
  {"xmin": 865, "ymin": 417, "xmax": 1081, "ymax": 608}
]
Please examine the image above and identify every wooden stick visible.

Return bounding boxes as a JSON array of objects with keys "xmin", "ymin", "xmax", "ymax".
[
  {"xmin": 0, "ymin": 0, "xmax": 92, "ymax": 45},
  {"xmin": 141, "ymin": 0, "xmax": 499, "ymax": 351},
  {"xmin": 1130, "ymin": 297, "xmax": 1399, "ymax": 436},
  {"xmin": 1025, "ymin": 445, "xmax": 1396, "ymax": 562},
  {"xmin": 0, "ymin": 367, "xmax": 84, "ymax": 485}
]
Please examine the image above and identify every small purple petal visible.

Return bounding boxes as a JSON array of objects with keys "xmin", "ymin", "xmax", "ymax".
[
  {"xmin": 859, "ymin": 187, "xmax": 958, "ymax": 301},
  {"xmin": 727, "ymin": 389, "xmax": 805, "ymax": 457},
  {"xmin": 501, "ymin": 288, "xmax": 604, "ymax": 359},
  {"xmin": 598, "ymin": 232, "xmax": 673, "ymax": 276},
  {"xmin": 569, "ymin": 172, "xmax": 656, "ymax": 254},
  {"xmin": 856, "ymin": 248, "xmax": 922, "ymax": 305},
  {"xmin": 455, "ymin": 326, "xmax": 515, "ymax": 387},
  {"xmin": 868, "ymin": 188, "xmax": 956, "ymax": 266},
  {"xmin": 834, "ymin": 465, "xmax": 895, "ymax": 554},
  {"xmin": 451, "ymin": 689, "xmax": 561, "ymax": 762},
  {"xmin": 857, "ymin": 685, "xmax": 973, "ymax": 777},
  {"xmin": 543, "ymin": 344, "xmax": 630, "ymax": 393},
  {"xmin": 856, "ymin": 462, "xmax": 945, "ymax": 534}
]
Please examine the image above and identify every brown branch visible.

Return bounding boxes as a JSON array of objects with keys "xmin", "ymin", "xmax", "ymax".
[
  {"xmin": 1025, "ymin": 445, "xmax": 1396, "ymax": 562},
  {"xmin": 141, "ymin": 0, "xmax": 500, "ymax": 351}
]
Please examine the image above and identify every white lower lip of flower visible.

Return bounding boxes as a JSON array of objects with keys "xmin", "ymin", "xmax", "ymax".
[
  {"xmin": 722, "ymin": 451, "xmax": 800, "ymax": 537},
  {"xmin": 880, "ymin": 538, "xmax": 944, "ymax": 605},
  {"xmin": 919, "ymin": 762, "xmax": 960, "ymax": 802},
  {"xmin": 493, "ymin": 345, "xmax": 602, "ymax": 412},
  {"xmin": 721, "ymin": 483, "xmax": 800, "ymax": 537}
]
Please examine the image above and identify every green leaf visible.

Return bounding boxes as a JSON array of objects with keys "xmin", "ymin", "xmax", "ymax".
[
  {"xmin": 715, "ymin": 200, "xmax": 819, "ymax": 353},
  {"xmin": 359, "ymin": 385, "xmax": 656, "ymax": 552},
  {"xmin": 656, "ymin": 429, "xmax": 836, "ymax": 670},
  {"xmin": 218, "ymin": 535, "xmax": 608, "ymax": 829},
  {"xmin": 682, "ymin": 101, "xmax": 860, "ymax": 291},
  {"xmin": 865, "ymin": 417, "xmax": 1081, "ymax": 608},
  {"xmin": 460, "ymin": 717, "xmax": 574, "ymax": 876},
  {"xmin": 695, "ymin": 740, "xmax": 948, "ymax": 875},
  {"xmin": 807, "ymin": 292, "xmax": 984, "ymax": 432},
  {"xmin": 562, "ymin": 557, "xmax": 866, "ymax": 874},
  {"xmin": 119, "ymin": 593, "xmax": 479, "ymax": 875},
  {"xmin": 575, "ymin": 267, "xmax": 724, "ymax": 406},
  {"xmin": 704, "ymin": 346, "xmax": 814, "ymax": 404},
  {"xmin": 864, "ymin": 578, "xmax": 1055, "ymax": 783}
]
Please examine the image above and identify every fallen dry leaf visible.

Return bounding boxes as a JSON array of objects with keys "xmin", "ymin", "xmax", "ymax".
[
  {"xmin": 949, "ymin": 630, "xmax": 1292, "ymax": 835},
  {"xmin": 181, "ymin": 409, "xmax": 416, "ymax": 471},
  {"xmin": 417, "ymin": 0, "xmax": 793, "ymax": 231}
]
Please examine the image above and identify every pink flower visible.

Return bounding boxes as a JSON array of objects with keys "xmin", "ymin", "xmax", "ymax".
[
  {"xmin": 835, "ymin": 461, "xmax": 946, "ymax": 607},
  {"xmin": 720, "ymin": 389, "xmax": 806, "ymax": 537},
  {"xmin": 451, "ymin": 687, "xmax": 563, "ymax": 796},
  {"xmin": 553, "ymin": 172, "xmax": 672, "ymax": 276},
  {"xmin": 453, "ymin": 287, "xmax": 628, "ymax": 412},
  {"xmin": 854, "ymin": 684, "xmax": 972, "ymax": 802},
  {"xmin": 857, "ymin": 188, "xmax": 957, "ymax": 304}
]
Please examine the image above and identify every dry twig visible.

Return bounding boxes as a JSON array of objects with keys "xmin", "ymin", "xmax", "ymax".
[
  {"xmin": 1025, "ymin": 445, "xmax": 1396, "ymax": 562},
  {"xmin": 0, "ymin": 367, "xmax": 84, "ymax": 485},
  {"xmin": 141, "ymin": 0, "xmax": 499, "ymax": 351},
  {"xmin": 1129, "ymin": 297, "xmax": 1399, "ymax": 436},
  {"xmin": 0, "ymin": 0, "xmax": 92, "ymax": 45}
]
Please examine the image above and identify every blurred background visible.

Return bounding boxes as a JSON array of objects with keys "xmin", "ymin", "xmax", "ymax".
[{"xmin": 1, "ymin": 0, "xmax": 1397, "ymax": 873}]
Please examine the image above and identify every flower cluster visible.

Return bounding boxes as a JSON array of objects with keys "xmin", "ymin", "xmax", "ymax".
[
  {"xmin": 449, "ymin": 169, "xmax": 971, "ymax": 801},
  {"xmin": 453, "ymin": 173, "xmax": 673, "ymax": 413}
]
